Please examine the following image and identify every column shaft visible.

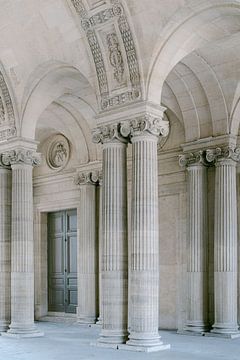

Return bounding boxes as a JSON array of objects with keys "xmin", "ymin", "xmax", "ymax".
[
  {"xmin": 127, "ymin": 135, "xmax": 166, "ymax": 350},
  {"xmin": 185, "ymin": 164, "xmax": 208, "ymax": 333},
  {"xmin": 0, "ymin": 168, "xmax": 11, "ymax": 332},
  {"xmin": 78, "ymin": 184, "xmax": 98, "ymax": 324},
  {"xmin": 99, "ymin": 141, "xmax": 128, "ymax": 345},
  {"xmin": 211, "ymin": 159, "xmax": 239, "ymax": 336},
  {"xmin": 2, "ymin": 148, "xmax": 43, "ymax": 338},
  {"xmin": 97, "ymin": 183, "xmax": 103, "ymax": 325}
]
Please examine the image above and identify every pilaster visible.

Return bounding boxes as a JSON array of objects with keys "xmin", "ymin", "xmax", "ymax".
[
  {"xmin": 179, "ymin": 151, "xmax": 209, "ymax": 334},
  {"xmin": 75, "ymin": 170, "xmax": 100, "ymax": 324},
  {"xmin": 0, "ymin": 157, "xmax": 11, "ymax": 332}
]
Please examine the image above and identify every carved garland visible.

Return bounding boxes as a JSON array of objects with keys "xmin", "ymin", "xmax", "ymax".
[{"xmin": 70, "ymin": 0, "xmax": 142, "ymax": 110}]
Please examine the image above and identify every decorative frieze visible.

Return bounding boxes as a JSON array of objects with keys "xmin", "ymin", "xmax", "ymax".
[
  {"xmin": 2, "ymin": 149, "xmax": 41, "ymax": 167},
  {"xmin": 70, "ymin": 0, "xmax": 142, "ymax": 111}
]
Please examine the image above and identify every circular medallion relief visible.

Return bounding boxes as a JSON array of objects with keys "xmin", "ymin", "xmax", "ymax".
[{"xmin": 47, "ymin": 134, "xmax": 70, "ymax": 171}]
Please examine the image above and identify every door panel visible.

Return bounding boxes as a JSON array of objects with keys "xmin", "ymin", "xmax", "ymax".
[{"xmin": 48, "ymin": 209, "xmax": 77, "ymax": 314}]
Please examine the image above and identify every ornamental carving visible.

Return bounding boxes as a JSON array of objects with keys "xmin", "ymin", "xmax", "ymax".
[
  {"xmin": 120, "ymin": 114, "xmax": 169, "ymax": 139},
  {"xmin": 2, "ymin": 149, "xmax": 41, "ymax": 166},
  {"xmin": 179, "ymin": 151, "xmax": 209, "ymax": 168},
  {"xmin": 0, "ymin": 71, "xmax": 17, "ymax": 141},
  {"xmin": 47, "ymin": 135, "xmax": 70, "ymax": 171},
  {"xmin": 206, "ymin": 146, "xmax": 240, "ymax": 164},
  {"xmin": 70, "ymin": 0, "xmax": 142, "ymax": 111},
  {"xmin": 107, "ymin": 32, "xmax": 124, "ymax": 84},
  {"xmin": 74, "ymin": 170, "xmax": 101, "ymax": 185},
  {"xmin": 92, "ymin": 123, "xmax": 127, "ymax": 144}
]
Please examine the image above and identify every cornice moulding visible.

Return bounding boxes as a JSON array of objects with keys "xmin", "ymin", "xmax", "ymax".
[{"xmin": 181, "ymin": 135, "xmax": 237, "ymax": 153}]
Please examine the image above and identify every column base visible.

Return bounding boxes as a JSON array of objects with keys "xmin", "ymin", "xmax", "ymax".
[
  {"xmin": 2, "ymin": 324, "xmax": 44, "ymax": 338},
  {"xmin": 122, "ymin": 332, "xmax": 170, "ymax": 352},
  {"xmin": 77, "ymin": 316, "xmax": 97, "ymax": 325},
  {"xmin": 207, "ymin": 325, "xmax": 240, "ymax": 339},
  {"xmin": 96, "ymin": 317, "xmax": 103, "ymax": 325},
  {"xmin": 93, "ymin": 329, "xmax": 128, "ymax": 348},
  {"xmin": 0, "ymin": 321, "xmax": 10, "ymax": 333},
  {"xmin": 119, "ymin": 343, "xmax": 170, "ymax": 353},
  {"xmin": 178, "ymin": 322, "xmax": 209, "ymax": 336}
]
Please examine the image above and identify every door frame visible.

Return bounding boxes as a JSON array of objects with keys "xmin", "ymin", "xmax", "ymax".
[{"xmin": 34, "ymin": 200, "xmax": 80, "ymax": 320}]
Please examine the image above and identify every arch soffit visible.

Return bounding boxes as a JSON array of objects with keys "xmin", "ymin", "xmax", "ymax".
[
  {"xmin": 21, "ymin": 61, "xmax": 97, "ymax": 140},
  {"xmin": 37, "ymin": 102, "xmax": 92, "ymax": 164},
  {"xmin": 147, "ymin": 0, "xmax": 240, "ymax": 107}
]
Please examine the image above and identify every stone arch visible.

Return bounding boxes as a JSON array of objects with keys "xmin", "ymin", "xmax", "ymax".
[
  {"xmin": 147, "ymin": 0, "xmax": 240, "ymax": 112},
  {"xmin": 230, "ymin": 83, "xmax": 240, "ymax": 136},
  {"xmin": 21, "ymin": 62, "xmax": 97, "ymax": 159}
]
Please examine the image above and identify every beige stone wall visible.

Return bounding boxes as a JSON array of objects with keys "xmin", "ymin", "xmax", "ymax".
[{"xmin": 33, "ymin": 110, "xmax": 190, "ymax": 330}]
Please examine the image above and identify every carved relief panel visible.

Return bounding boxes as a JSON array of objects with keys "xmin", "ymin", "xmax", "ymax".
[
  {"xmin": 0, "ymin": 71, "xmax": 16, "ymax": 141},
  {"xmin": 70, "ymin": 0, "xmax": 142, "ymax": 111}
]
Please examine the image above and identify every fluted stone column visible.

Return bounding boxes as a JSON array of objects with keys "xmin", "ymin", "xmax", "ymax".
[
  {"xmin": 92, "ymin": 124, "xmax": 128, "ymax": 347},
  {"xmin": 0, "ymin": 162, "xmax": 11, "ymax": 332},
  {"xmin": 179, "ymin": 152, "xmax": 209, "ymax": 334},
  {"xmin": 2, "ymin": 149, "xmax": 43, "ymax": 338},
  {"xmin": 206, "ymin": 147, "xmax": 240, "ymax": 338},
  {"xmin": 120, "ymin": 115, "xmax": 170, "ymax": 352},
  {"xmin": 97, "ymin": 173, "xmax": 103, "ymax": 325},
  {"xmin": 75, "ymin": 171, "xmax": 99, "ymax": 324}
]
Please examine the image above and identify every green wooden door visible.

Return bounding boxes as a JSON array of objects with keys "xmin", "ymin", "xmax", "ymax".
[{"xmin": 48, "ymin": 209, "xmax": 77, "ymax": 313}]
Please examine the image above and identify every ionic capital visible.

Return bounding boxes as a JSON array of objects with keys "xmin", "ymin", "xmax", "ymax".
[
  {"xmin": 120, "ymin": 114, "xmax": 169, "ymax": 139},
  {"xmin": 74, "ymin": 170, "xmax": 101, "ymax": 186},
  {"xmin": 179, "ymin": 150, "xmax": 208, "ymax": 168},
  {"xmin": 2, "ymin": 149, "xmax": 41, "ymax": 167},
  {"xmin": 206, "ymin": 146, "xmax": 240, "ymax": 165},
  {"xmin": 92, "ymin": 123, "xmax": 127, "ymax": 144}
]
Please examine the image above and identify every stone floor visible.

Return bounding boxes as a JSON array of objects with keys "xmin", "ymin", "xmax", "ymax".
[{"xmin": 0, "ymin": 321, "xmax": 239, "ymax": 360}]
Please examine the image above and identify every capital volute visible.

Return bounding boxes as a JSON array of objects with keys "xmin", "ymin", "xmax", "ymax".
[
  {"xmin": 179, "ymin": 150, "xmax": 208, "ymax": 168},
  {"xmin": 120, "ymin": 114, "xmax": 169, "ymax": 140},
  {"xmin": 2, "ymin": 149, "xmax": 41, "ymax": 167},
  {"xmin": 74, "ymin": 170, "xmax": 101, "ymax": 186},
  {"xmin": 92, "ymin": 123, "xmax": 127, "ymax": 144},
  {"xmin": 205, "ymin": 146, "xmax": 240, "ymax": 165}
]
